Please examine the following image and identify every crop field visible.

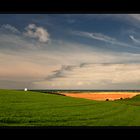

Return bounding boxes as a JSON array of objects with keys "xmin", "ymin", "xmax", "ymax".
[{"xmin": 1, "ymin": 89, "xmax": 140, "ymax": 126}]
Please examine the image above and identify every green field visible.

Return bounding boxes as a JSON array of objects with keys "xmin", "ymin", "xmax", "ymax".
[{"xmin": 0, "ymin": 89, "xmax": 140, "ymax": 126}]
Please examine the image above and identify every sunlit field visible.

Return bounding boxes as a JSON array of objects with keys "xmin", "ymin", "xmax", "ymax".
[
  {"xmin": 1, "ymin": 89, "xmax": 140, "ymax": 126},
  {"xmin": 62, "ymin": 92, "xmax": 140, "ymax": 101}
]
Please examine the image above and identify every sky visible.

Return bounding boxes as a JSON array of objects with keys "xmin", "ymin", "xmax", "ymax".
[{"xmin": 1, "ymin": 14, "xmax": 140, "ymax": 89}]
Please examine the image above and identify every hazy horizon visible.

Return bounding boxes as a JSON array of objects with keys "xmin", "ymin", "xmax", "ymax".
[{"xmin": 1, "ymin": 14, "xmax": 140, "ymax": 89}]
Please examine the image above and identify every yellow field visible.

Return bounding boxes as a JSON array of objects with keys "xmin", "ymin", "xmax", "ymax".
[{"xmin": 61, "ymin": 92, "xmax": 140, "ymax": 101}]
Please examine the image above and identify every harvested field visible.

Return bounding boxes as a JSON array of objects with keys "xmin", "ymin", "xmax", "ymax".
[{"xmin": 62, "ymin": 92, "xmax": 140, "ymax": 101}]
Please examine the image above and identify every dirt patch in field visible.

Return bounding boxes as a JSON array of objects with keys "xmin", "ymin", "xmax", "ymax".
[{"xmin": 61, "ymin": 92, "xmax": 140, "ymax": 101}]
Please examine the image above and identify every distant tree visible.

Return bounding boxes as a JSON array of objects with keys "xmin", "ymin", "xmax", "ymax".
[{"xmin": 106, "ymin": 99, "xmax": 109, "ymax": 101}]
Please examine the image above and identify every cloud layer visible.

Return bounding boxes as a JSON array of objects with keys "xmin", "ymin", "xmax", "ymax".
[
  {"xmin": 35, "ymin": 63, "xmax": 140, "ymax": 89},
  {"xmin": 1, "ymin": 15, "xmax": 140, "ymax": 89}
]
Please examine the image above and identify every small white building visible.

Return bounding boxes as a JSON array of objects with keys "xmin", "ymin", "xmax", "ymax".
[{"xmin": 24, "ymin": 88, "xmax": 28, "ymax": 91}]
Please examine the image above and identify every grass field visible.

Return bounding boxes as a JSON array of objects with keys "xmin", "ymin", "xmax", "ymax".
[{"xmin": 0, "ymin": 89, "xmax": 140, "ymax": 126}]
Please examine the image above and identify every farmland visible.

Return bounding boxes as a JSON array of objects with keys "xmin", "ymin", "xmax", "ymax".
[{"xmin": 0, "ymin": 89, "xmax": 140, "ymax": 126}]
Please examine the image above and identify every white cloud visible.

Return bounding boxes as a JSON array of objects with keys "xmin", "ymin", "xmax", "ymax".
[
  {"xmin": 24, "ymin": 24, "xmax": 50, "ymax": 43},
  {"xmin": 74, "ymin": 31, "xmax": 116, "ymax": 43},
  {"xmin": 0, "ymin": 24, "xmax": 20, "ymax": 33},
  {"xmin": 0, "ymin": 24, "xmax": 51, "ymax": 51},
  {"xmin": 0, "ymin": 33, "xmax": 41, "ymax": 51},
  {"xmin": 129, "ymin": 35, "xmax": 140, "ymax": 44},
  {"xmin": 73, "ymin": 30, "xmax": 140, "ymax": 50}
]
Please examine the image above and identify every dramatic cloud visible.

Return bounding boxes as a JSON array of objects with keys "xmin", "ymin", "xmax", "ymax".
[
  {"xmin": 24, "ymin": 24, "xmax": 50, "ymax": 43},
  {"xmin": 1, "ymin": 25, "xmax": 140, "ymax": 89},
  {"xmin": 1, "ymin": 14, "xmax": 140, "ymax": 89},
  {"xmin": 35, "ymin": 63, "xmax": 140, "ymax": 89}
]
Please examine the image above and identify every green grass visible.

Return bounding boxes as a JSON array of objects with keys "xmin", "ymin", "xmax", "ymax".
[{"xmin": 0, "ymin": 89, "xmax": 140, "ymax": 126}]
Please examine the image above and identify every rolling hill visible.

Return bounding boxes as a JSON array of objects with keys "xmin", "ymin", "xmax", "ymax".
[{"xmin": 0, "ymin": 89, "xmax": 140, "ymax": 126}]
